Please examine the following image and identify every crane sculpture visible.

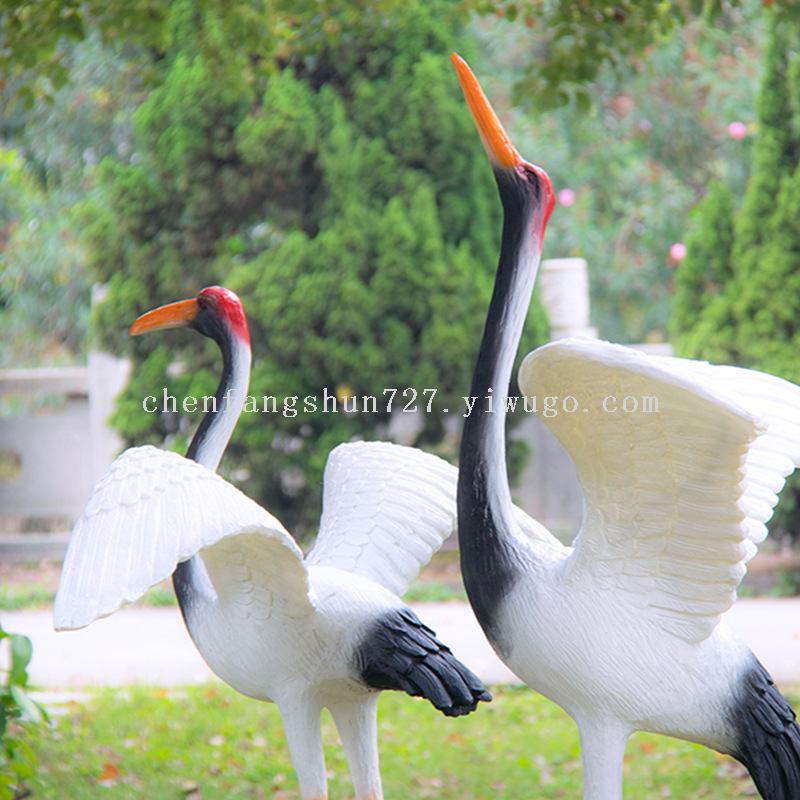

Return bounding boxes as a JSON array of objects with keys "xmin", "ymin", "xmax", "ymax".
[
  {"xmin": 55, "ymin": 285, "xmax": 490, "ymax": 800},
  {"xmin": 452, "ymin": 52, "xmax": 800, "ymax": 800}
]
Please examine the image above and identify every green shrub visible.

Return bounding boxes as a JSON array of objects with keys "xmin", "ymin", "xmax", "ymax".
[
  {"xmin": 84, "ymin": 0, "xmax": 548, "ymax": 537},
  {"xmin": 0, "ymin": 624, "xmax": 46, "ymax": 800},
  {"xmin": 671, "ymin": 13, "xmax": 800, "ymax": 540}
]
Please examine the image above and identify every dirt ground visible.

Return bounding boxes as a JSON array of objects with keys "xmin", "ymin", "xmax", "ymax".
[
  {"xmin": 2, "ymin": 546, "xmax": 800, "ymax": 599},
  {"xmin": 0, "ymin": 549, "xmax": 465, "ymax": 595}
]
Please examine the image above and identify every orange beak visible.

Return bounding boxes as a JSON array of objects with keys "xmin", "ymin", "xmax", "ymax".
[
  {"xmin": 451, "ymin": 53, "xmax": 522, "ymax": 170},
  {"xmin": 130, "ymin": 299, "xmax": 198, "ymax": 336}
]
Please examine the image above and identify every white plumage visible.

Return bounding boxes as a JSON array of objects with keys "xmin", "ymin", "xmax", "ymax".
[
  {"xmin": 55, "ymin": 286, "xmax": 489, "ymax": 800},
  {"xmin": 55, "ymin": 440, "xmax": 459, "ymax": 632},
  {"xmin": 518, "ymin": 339, "xmax": 800, "ymax": 643},
  {"xmin": 452, "ymin": 52, "xmax": 800, "ymax": 800},
  {"xmin": 305, "ymin": 441, "xmax": 462, "ymax": 596},
  {"xmin": 508, "ymin": 340, "xmax": 800, "ymax": 767},
  {"xmin": 55, "ymin": 446, "xmax": 306, "ymax": 630}
]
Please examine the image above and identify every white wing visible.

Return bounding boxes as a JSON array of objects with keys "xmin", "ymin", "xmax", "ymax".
[
  {"xmin": 305, "ymin": 441, "xmax": 459, "ymax": 596},
  {"xmin": 645, "ymin": 354, "xmax": 800, "ymax": 547},
  {"xmin": 519, "ymin": 338, "xmax": 800, "ymax": 643},
  {"xmin": 55, "ymin": 446, "xmax": 310, "ymax": 631}
]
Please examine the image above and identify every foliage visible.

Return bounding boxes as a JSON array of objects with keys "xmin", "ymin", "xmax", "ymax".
[
  {"xmin": 472, "ymin": 6, "xmax": 761, "ymax": 342},
  {"xmin": 0, "ymin": 0, "xmax": 165, "ymax": 110},
  {"xmin": 460, "ymin": 0, "xmax": 791, "ymax": 112},
  {"xmin": 0, "ymin": 1, "xmax": 447, "ymax": 361},
  {"xmin": 669, "ymin": 180, "xmax": 736, "ymax": 358},
  {"xmin": 731, "ymin": 16, "xmax": 800, "ymax": 273},
  {"xmin": 769, "ymin": 567, "xmax": 800, "ymax": 598},
  {"xmin": 673, "ymin": 13, "xmax": 800, "ymax": 370},
  {"xmin": 3, "ymin": 0, "xmax": 788, "ymax": 115},
  {"xmin": 0, "ymin": 37, "xmax": 145, "ymax": 368},
  {"xmin": 80, "ymin": 0, "xmax": 548, "ymax": 536},
  {"xmin": 671, "ymin": 12, "xmax": 800, "ymax": 539},
  {"xmin": 0, "ymin": 623, "xmax": 45, "ymax": 800},
  {"xmin": 0, "ymin": 146, "xmax": 88, "ymax": 367},
  {"xmin": 0, "ymin": 0, "xmax": 422, "ymax": 110},
  {"xmin": 30, "ymin": 683, "xmax": 777, "ymax": 799}
]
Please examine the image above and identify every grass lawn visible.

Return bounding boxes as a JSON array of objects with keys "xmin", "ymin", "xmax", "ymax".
[{"xmin": 24, "ymin": 683, "xmax": 776, "ymax": 799}]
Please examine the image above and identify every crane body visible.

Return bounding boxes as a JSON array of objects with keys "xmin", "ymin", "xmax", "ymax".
[
  {"xmin": 452, "ymin": 52, "xmax": 800, "ymax": 800},
  {"xmin": 56, "ymin": 286, "xmax": 489, "ymax": 800}
]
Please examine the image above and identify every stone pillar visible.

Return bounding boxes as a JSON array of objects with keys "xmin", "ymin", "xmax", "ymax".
[
  {"xmin": 539, "ymin": 258, "xmax": 597, "ymax": 340},
  {"xmin": 88, "ymin": 284, "xmax": 131, "ymax": 481},
  {"xmin": 87, "ymin": 351, "xmax": 130, "ymax": 482}
]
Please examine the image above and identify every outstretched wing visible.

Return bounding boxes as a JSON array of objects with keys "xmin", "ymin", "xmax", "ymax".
[
  {"xmin": 518, "ymin": 338, "xmax": 800, "ymax": 643},
  {"xmin": 645, "ymin": 354, "xmax": 800, "ymax": 549},
  {"xmin": 55, "ymin": 446, "xmax": 309, "ymax": 631},
  {"xmin": 305, "ymin": 442, "xmax": 459, "ymax": 597}
]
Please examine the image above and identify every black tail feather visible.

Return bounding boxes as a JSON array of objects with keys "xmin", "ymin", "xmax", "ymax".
[
  {"xmin": 355, "ymin": 607, "xmax": 492, "ymax": 717},
  {"xmin": 728, "ymin": 659, "xmax": 800, "ymax": 800}
]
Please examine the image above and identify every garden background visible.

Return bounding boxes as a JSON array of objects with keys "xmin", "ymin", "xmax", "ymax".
[{"xmin": 2, "ymin": 1, "xmax": 800, "ymax": 797}]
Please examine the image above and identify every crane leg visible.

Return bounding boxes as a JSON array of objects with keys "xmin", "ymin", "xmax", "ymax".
[
  {"xmin": 328, "ymin": 694, "xmax": 383, "ymax": 800},
  {"xmin": 279, "ymin": 698, "xmax": 328, "ymax": 800},
  {"xmin": 576, "ymin": 717, "xmax": 630, "ymax": 800}
]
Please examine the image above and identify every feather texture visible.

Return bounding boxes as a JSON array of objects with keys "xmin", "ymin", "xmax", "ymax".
[
  {"xmin": 307, "ymin": 441, "xmax": 461, "ymax": 596},
  {"xmin": 355, "ymin": 607, "xmax": 491, "ymax": 716},
  {"xmin": 54, "ymin": 446, "xmax": 307, "ymax": 631},
  {"xmin": 519, "ymin": 338, "xmax": 800, "ymax": 644}
]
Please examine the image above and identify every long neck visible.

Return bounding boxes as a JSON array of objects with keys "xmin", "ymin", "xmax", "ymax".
[
  {"xmin": 174, "ymin": 330, "xmax": 250, "ymax": 619},
  {"xmin": 185, "ymin": 334, "xmax": 250, "ymax": 471},
  {"xmin": 458, "ymin": 172, "xmax": 546, "ymax": 645}
]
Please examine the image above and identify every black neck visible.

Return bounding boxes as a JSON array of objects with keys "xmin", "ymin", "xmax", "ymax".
[
  {"xmin": 457, "ymin": 169, "xmax": 545, "ymax": 647},
  {"xmin": 175, "ymin": 327, "xmax": 249, "ymax": 620},
  {"xmin": 185, "ymin": 333, "xmax": 234, "ymax": 465}
]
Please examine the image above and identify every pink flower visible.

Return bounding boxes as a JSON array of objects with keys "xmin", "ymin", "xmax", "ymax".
[
  {"xmin": 728, "ymin": 121, "xmax": 747, "ymax": 140},
  {"xmin": 558, "ymin": 188, "xmax": 576, "ymax": 207},
  {"xmin": 670, "ymin": 242, "xmax": 687, "ymax": 261}
]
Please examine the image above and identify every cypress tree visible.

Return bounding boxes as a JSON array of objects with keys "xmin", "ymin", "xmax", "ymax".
[
  {"xmin": 730, "ymin": 17, "xmax": 800, "ymax": 379},
  {"xmin": 732, "ymin": 18, "xmax": 798, "ymax": 269},
  {"xmin": 82, "ymin": 0, "xmax": 548, "ymax": 535},
  {"xmin": 670, "ymin": 180, "xmax": 735, "ymax": 360},
  {"xmin": 671, "ymin": 12, "xmax": 800, "ymax": 537}
]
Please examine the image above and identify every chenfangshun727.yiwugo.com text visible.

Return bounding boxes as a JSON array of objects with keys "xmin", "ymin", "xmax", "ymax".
[{"xmin": 142, "ymin": 387, "xmax": 659, "ymax": 418}]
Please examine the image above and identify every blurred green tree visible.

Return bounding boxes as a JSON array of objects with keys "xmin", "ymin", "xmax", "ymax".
[
  {"xmin": 470, "ymin": 5, "xmax": 762, "ymax": 342},
  {"xmin": 78, "ymin": 0, "xmax": 547, "ymax": 536},
  {"xmin": 672, "ymin": 14, "xmax": 800, "ymax": 370},
  {"xmin": 0, "ymin": 146, "xmax": 87, "ymax": 367},
  {"xmin": 6, "ymin": 0, "xmax": 786, "ymax": 114},
  {"xmin": 0, "ymin": 37, "xmax": 145, "ymax": 368},
  {"xmin": 669, "ymin": 180, "xmax": 736, "ymax": 361},
  {"xmin": 725, "ymin": 17, "xmax": 800, "ymax": 383},
  {"xmin": 0, "ymin": 0, "xmax": 167, "ymax": 110},
  {"xmin": 671, "ymin": 13, "xmax": 800, "ymax": 539},
  {"xmin": 460, "ymin": 0, "xmax": 789, "ymax": 112}
]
